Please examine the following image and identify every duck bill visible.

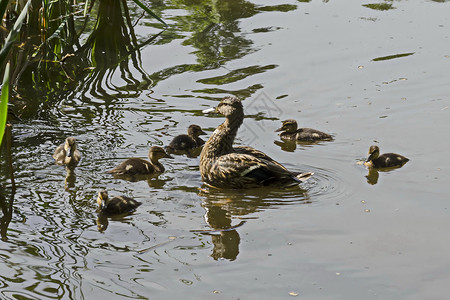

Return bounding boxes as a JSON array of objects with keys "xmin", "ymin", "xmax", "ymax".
[
  {"xmin": 202, "ymin": 107, "xmax": 216, "ymax": 114},
  {"xmin": 275, "ymin": 127, "xmax": 283, "ymax": 132},
  {"xmin": 66, "ymin": 147, "xmax": 73, "ymax": 158},
  {"xmin": 366, "ymin": 153, "xmax": 376, "ymax": 162},
  {"xmin": 199, "ymin": 130, "xmax": 207, "ymax": 136}
]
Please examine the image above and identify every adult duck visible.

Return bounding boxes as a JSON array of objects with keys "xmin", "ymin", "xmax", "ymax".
[
  {"xmin": 200, "ymin": 96, "xmax": 312, "ymax": 189},
  {"xmin": 275, "ymin": 119, "xmax": 333, "ymax": 142}
]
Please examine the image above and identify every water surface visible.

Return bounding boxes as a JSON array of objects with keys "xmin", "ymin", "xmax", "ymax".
[{"xmin": 1, "ymin": 0, "xmax": 450, "ymax": 299}]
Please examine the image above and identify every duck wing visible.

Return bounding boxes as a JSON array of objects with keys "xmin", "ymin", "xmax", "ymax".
[
  {"xmin": 233, "ymin": 146, "xmax": 312, "ymax": 181},
  {"xmin": 208, "ymin": 153, "xmax": 303, "ymax": 188},
  {"xmin": 52, "ymin": 143, "xmax": 66, "ymax": 165},
  {"xmin": 233, "ymin": 146, "xmax": 287, "ymax": 170}
]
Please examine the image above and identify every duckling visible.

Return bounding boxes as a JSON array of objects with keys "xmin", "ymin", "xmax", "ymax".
[
  {"xmin": 200, "ymin": 96, "xmax": 313, "ymax": 189},
  {"xmin": 365, "ymin": 145, "xmax": 409, "ymax": 168},
  {"xmin": 275, "ymin": 119, "xmax": 333, "ymax": 142},
  {"xmin": 166, "ymin": 124, "xmax": 207, "ymax": 153},
  {"xmin": 97, "ymin": 190, "xmax": 142, "ymax": 215},
  {"xmin": 53, "ymin": 137, "xmax": 81, "ymax": 168},
  {"xmin": 107, "ymin": 146, "xmax": 173, "ymax": 176}
]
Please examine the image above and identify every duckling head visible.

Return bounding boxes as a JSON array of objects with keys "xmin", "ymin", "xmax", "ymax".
[
  {"xmin": 188, "ymin": 124, "xmax": 207, "ymax": 138},
  {"xmin": 367, "ymin": 145, "xmax": 380, "ymax": 162},
  {"xmin": 149, "ymin": 146, "xmax": 173, "ymax": 162},
  {"xmin": 64, "ymin": 137, "xmax": 77, "ymax": 157},
  {"xmin": 275, "ymin": 119, "xmax": 298, "ymax": 133},
  {"xmin": 97, "ymin": 190, "xmax": 109, "ymax": 209},
  {"xmin": 215, "ymin": 96, "xmax": 243, "ymax": 118}
]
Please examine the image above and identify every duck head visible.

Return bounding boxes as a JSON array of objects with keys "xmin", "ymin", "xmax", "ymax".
[
  {"xmin": 149, "ymin": 146, "xmax": 173, "ymax": 162},
  {"xmin": 64, "ymin": 137, "xmax": 77, "ymax": 157},
  {"xmin": 188, "ymin": 124, "xmax": 207, "ymax": 138},
  {"xmin": 275, "ymin": 119, "xmax": 298, "ymax": 133},
  {"xmin": 97, "ymin": 190, "xmax": 109, "ymax": 209},
  {"xmin": 215, "ymin": 96, "xmax": 243, "ymax": 118},
  {"xmin": 367, "ymin": 145, "xmax": 380, "ymax": 162}
]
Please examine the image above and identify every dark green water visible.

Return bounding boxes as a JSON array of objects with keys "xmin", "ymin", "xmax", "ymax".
[{"xmin": 1, "ymin": 0, "xmax": 450, "ymax": 299}]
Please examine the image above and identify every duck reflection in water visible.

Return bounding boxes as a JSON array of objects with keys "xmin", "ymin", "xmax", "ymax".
[
  {"xmin": 197, "ymin": 185, "xmax": 310, "ymax": 261},
  {"xmin": 199, "ymin": 205, "xmax": 241, "ymax": 261}
]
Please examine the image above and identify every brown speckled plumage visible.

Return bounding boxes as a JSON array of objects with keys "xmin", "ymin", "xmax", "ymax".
[
  {"xmin": 200, "ymin": 96, "xmax": 312, "ymax": 189},
  {"xmin": 97, "ymin": 190, "xmax": 142, "ymax": 215},
  {"xmin": 107, "ymin": 146, "xmax": 172, "ymax": 175},
  {"xmin": 365, "ymin": 145, "xmax": 409, "ymax": 168},
  {"xmin": 275, "ymin": 119, "xmax": 333, "ymax": 142}
]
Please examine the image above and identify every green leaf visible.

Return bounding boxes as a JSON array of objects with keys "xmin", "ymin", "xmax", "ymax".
[
  {"xmin": 131, "ymin": 0, "xmax": 168, "ymax": 27},
  {"xmin": 0, "ymin": 0, "xmax": 9, "ymax": 24},
  {"xmin": 0, "ymin": 62, "xmax": 10, "ymax": 146},
  {"xmin": 0, "ymin": 0, "xmax": 31, "ymax": 67}
]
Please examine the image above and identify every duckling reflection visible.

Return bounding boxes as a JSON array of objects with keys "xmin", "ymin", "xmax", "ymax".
[
  {"xmin": 273, "ymin": 140, "xmax": 297, "ymax": 152},
  {"xmin": 166, "ymin": 125, "xmax": 207, "ymax": 157},
  {"xmin": 107, "ymin": 146, "xmax": 173, "ymax": 176},
  {"xmin": 53, "ymin": 137, "xmax": 81, "ymax": 169},
  {"xmin": 275, "ymin": 119, "xmax": 333, "ymax": 142},
  {"xmin": 64, "ymin": 168, "xmax": 76, "ymax": 190},
  {"xmin": 365, "ymin": 168, "xmax": 380, "ymax": 185}
]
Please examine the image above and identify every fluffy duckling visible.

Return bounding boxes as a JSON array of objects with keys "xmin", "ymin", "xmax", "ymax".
[
  {"xmin": 275, "ymin": 119, "xmax": 333, "ymax": 142},
  {"xmin": 365, "ymin": 145, "xmax": 409, "ymax": 168},
  {"xmin": 166, "ymin": 124, "xmax": 207, "ymax": 152},
  {"xmin": 53, "ymin": 137, "xmax": 81, "ymax": 168},
  {"xmin": 200, "ymin": 96, "xmax": 312, "ymax": 189},
  {"xmin": 97, "ymin": 190, "xmax": 142, "ymax": 215},
  {"xmin": 107, "ymin": 146, "xmax": 173, "ymax": 175}
]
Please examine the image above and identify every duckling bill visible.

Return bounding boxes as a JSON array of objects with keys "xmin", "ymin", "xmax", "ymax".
[
  {"xmin": 53, "ymin": 137, "xmax": 81, "ymax": 168},
  {"xmin": 365, "ymin": 145, "xmax": 409, "ymax": 168},
  {"xmin": 275, "ymin": 119, "xmax": 333, "ymax": 142},
  {"xmin": 107, "ymin": 146, "xmax": 173, "ymax": 175},
  {"xmin": 97, "ymin": 190, "xmax": 142, "ymax": 215}
]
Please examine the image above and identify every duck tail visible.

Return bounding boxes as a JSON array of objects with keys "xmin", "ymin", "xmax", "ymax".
[{"xmin": 295, "ymin": 172, "xmax": 313, "ymax": 183}]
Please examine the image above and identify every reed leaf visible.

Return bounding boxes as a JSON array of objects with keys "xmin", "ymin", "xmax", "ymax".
[
  {"xmin": 0, "ymin": 62, "xmax": 10, "ymax": 146},
  {"xmin": 0, "ymin": 0, "xmax": 31, "ymax": 67},
  {"xmin": 131, "ymin": 0, "xmax": 167, "ymax": 27},
  {"xmin": 0, "ymin": 0, "xmax": 8, "ymax": 23}
]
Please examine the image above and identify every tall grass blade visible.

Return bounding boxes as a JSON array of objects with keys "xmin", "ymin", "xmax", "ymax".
[
  {"xmin": 0, "ymin": 62, "xmax": 10, "ymax": 146},
  {"xmin": 131, "ymin": 0, "xmax": 167, "ymax": 27},
  {"xmin": 0, "ymin": 0, "xmax": 31, "ymax": 67},
  {"xmin": 0, "ymin": 0, "xmax": 9, "ymax": 23}
]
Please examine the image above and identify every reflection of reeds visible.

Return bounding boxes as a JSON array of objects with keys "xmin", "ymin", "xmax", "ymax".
[
  {"xmin": 1, "ymin": 0, "xmax": 164, "ymax": 117},
  {"xmin": 0, "ymin": 124, "xmax": 15, "ymax": 241}
]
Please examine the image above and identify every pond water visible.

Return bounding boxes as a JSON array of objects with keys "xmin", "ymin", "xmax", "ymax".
[{"xmin": 1, "ymin": 0, "xmax": 450, "ymax": 299}]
